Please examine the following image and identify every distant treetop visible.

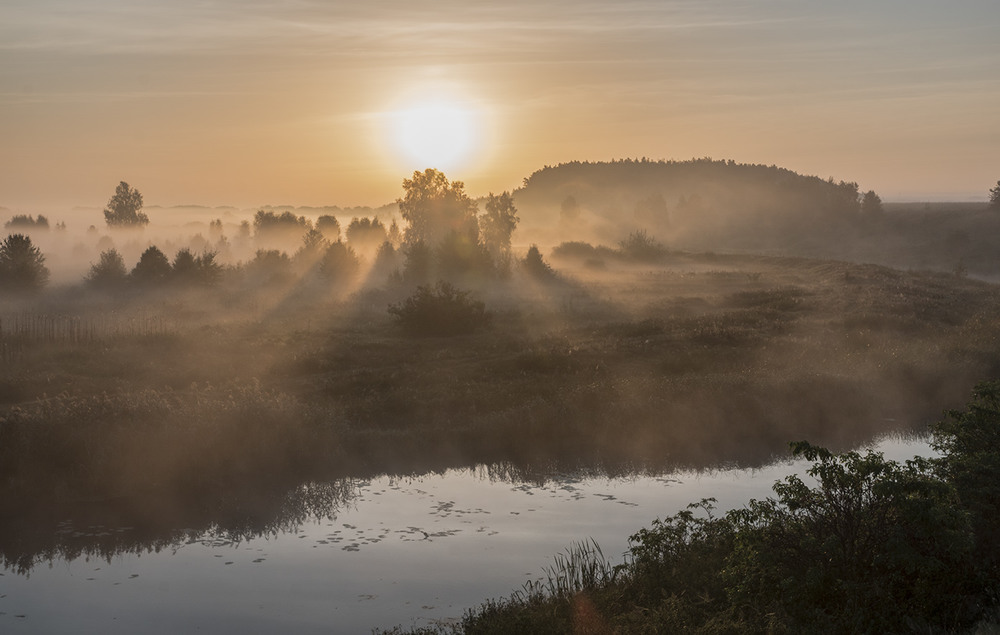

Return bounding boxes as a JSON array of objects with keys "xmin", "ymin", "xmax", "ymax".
[{"xmin": 104, "ymin": 181, "xmax": 149, "ymax": 228}]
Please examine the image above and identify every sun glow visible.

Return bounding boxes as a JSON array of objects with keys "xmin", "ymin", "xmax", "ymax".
[{"xmin": 391, "ymin": 100, "xmax": 479, "ymax": 171}]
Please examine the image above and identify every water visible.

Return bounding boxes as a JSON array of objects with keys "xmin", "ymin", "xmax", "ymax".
[{"xmin": 0, "ymin": 435, "xmax": 932, "ymax": 634}]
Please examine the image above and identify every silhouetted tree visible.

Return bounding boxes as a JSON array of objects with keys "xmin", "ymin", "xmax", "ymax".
[
  {"xmin": 436, "ymin": 229, "xmax": 494, "ymax": 280},
  {"xmin": 0, "ymin": 233, "xmax": 49, "ymax": 293},
  {"xmin": 401, "ymin": 240, "xmax": 432, "ymax": 285},
  {"xmin": 86, "ymin": 249, "xmax": 128, "ymax": 288},
  {"xmin": 345, "ymin": 217, "xmax": 388, "ymax": 251},
  {"xmin": 316, "ymin": 215, "xmax": 341, "ymax": 241},
  {"xmin": 989, "ymin": 181, "xmax": 1000, "ymax": 210},
  {"xmin": 245, "ymin": 249, "xmax": 292, "ymax": 285},
  {"xmin": 103, "ymin": 181, "xmax": 149, "ymax": 227},
  {"xmin": 294, "ymin": 228, "xmax": 329, "ymax": 270},
  {"xmin": 318, "ymin": 241, "xmax": 359, "ymax": 282},
  {"xmin": 171, "ymin": 249, "xmax": 221, "ymax": 285},
  {"xmin": 521, "ymin": 245, "xmax": 555, "ymax": 280},
  {"xmin": 480, "ymin": 191, "xmax": 519, "ymax": 267},
  {"xmin": 387, "ymin": 219, "xmax": 402, "ymax": 247},
  {"xmin": 398, "ymin": 169, "xmax": 478, "ymax": 246},
  {"xmin": 388, "ymin": 281, "xmax": 490, "ymax": 336},
  {"xmin": 861, "ymin": 190, "xmax": 884, "ymax": 216},
  {"xmin": 4, "ymin": 215, "xmax": 49, "ymax": 230},
  {"xmin": 131, "ymin": 245, "xmax": 172, "ymax": 285}
]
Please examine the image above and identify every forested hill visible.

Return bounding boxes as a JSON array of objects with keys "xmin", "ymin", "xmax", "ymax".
[{"xmin": 513, "ymin": 158, "xmax": 877, "ymax": 252}]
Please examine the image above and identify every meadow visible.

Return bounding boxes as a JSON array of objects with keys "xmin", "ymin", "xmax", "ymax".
[{"xmin": 3, "ymin": 243, "xmax": 999, "ymax": 578}]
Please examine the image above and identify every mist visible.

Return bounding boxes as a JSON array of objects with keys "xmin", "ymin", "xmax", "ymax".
[{"xmin": 4, "ymin": 161, "xmax": 1000, "ymax": 631}]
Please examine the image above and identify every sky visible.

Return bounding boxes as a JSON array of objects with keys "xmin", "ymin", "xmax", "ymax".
[{"xmin": 2, "ymin": 0, "xmax": 998, "ymax": 212}]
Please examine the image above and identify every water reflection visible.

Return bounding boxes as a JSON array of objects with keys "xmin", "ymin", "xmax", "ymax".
[{"xmin": 0, "ymin": 434, "xmax": 932, "ymax": 633}]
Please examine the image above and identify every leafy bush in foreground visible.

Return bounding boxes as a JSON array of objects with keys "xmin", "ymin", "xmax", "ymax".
[
  {"xmin": 417, "ymin": 381, "xmax": 1000, "ymax": 634},
  {"xmin": 387, "ymin": 281, "xmax": 490, "ymax": 336}
]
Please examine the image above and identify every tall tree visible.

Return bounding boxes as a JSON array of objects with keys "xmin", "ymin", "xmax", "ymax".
[
  {"xmin": 480, "ymin": 191, "xmax": 519, "ymax": 264},
  {"xmin": 397, "ymin": 169, "xmax": 478, "ymax": 246},
  {"xmin": 104, "ymin": 181, "xmax": 149, "ymax": 227}
]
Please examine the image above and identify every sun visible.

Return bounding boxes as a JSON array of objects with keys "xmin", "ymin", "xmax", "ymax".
[{"xmin": 392, "ymin": 100, "xmax": 479, "ymax": 171}]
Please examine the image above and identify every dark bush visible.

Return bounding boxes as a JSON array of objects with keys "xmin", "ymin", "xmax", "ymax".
[
  {"xmin": 0, "ymin": 233, "xmax": 49, "ymax": 293},
  {"xmin": 387, "ymin": 281, "xmax": 490, "ymax": 336}
]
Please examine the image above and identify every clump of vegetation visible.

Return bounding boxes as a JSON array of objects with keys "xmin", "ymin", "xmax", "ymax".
[
  {"xmin": 4, "ymin": 214, "xmax": 49, "ymax": 230},
  {"xmin": 86, "ymin": 248, "xmax": 128, "ymax": 289},
  {"xmin": 521, "ymin": 245, "xmax": 556, "ymax": 280},
  {"xmin": 415, "ymin": 382, "xmax": 1000, "ymax": 634},
  {"xmin": 618, "ymin": 228, "xmax": 667, "ymax": 261},
  {"xmin": 387, "ymin": 281, "xmax": 490, "ymax": 336}
]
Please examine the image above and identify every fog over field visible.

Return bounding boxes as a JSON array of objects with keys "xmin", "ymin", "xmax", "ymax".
[{"xmin": 3, "ymin": 0, "xmax": 1000, "ymax": 632}]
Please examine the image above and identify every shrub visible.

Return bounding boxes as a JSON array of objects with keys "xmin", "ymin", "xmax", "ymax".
[
  {"xmin": 86, "ymin": 249, "xmax": 128, "ymax": 289},
  {"xmin": 618, "ymin": 229, "xmax": 666, "ymax": 261},
  {"xmin": 387, "ymin": 281, "xmax": 490, "ymax": 336}
]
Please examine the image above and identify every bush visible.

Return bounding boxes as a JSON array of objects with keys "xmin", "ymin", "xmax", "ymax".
[
  {"xmin": 86, "ymin": 249, "xmax": 128, "ymax": 289},
  {"xmin": 387, "ymin": 281, "xmax": 490, "ymax": 336},
  {"xmin": 618, "ymin": 229, "xmax": 666, "ymax": 261},
  {"xmin": 521, "ymin": 245, "xmax": 555, "ymax": 280}
]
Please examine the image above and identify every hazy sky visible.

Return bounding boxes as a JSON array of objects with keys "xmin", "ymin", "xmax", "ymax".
[{"xmin": 2, "ymin": 0, "xmax": 998, "ymax": 210}]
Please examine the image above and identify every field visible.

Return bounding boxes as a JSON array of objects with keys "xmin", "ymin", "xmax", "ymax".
[{"xmin": 3, "ymin": 246, "xmax": 999, "ymax": 575}]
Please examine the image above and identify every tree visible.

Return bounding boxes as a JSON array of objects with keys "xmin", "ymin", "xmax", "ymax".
[
  {"xmin": 345, "ymin": 217, "xmax": 388, "ymax": 251},
  {"xmin": 398, "ymin": 169, "xmax": 478, "ymax": 246},
  {"xmin": 103, "ymin": 181, "xmax": 149, "ymax": 227},
  {"xmin": 480, "ymin": 192, "xmax": 519, "ymax": 265},
  {"xmin": 131, "ymin": 245, "xmax": 172, "ymax": 285},
  {"xmin": 560, "ymin": 195, "xmax": 580, "ymax": 222},
  {"xmin": 861, "ymin": 190, "xmax": 883, "ymax": 215},
  {"xmin": 989, "ymin": 180, "xmax": 1000, "ymax": 210},
  {"xmin": 316, "ymin": 215, "xmax": 341, "ymax": 241},
  {"xmin": 387, "ymin": 281, "xmax": 490, "ymax": 336},
  {"xmin": 86, "ymin": 249, "xmax": 128, "ymax": 288},
  {"xmin": 0, "ymin": 233, "xmax": 49, "ymax": 293}
]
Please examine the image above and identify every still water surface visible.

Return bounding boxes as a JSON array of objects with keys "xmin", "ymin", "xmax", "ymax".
[{"xmin": 0, "ymin": 435, "xmax": 931, "ymax": 634}]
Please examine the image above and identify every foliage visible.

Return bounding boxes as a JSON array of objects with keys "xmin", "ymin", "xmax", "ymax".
[
  {"xmin": 316, "ymin": 214, "xmax": 341, "ymax": 240},
  {"xmin": 520, "ymin": 245, "xmax": 555, "ymax": 280},
  {"xmin": 131, "ymin": 245, "xmax": 172, "ymax": 285},
  {"xmin": 245, "ymin": 249, "xmax": 292, "ymax": 285},
  {"xmin": 618, "ymin": 229, "xmax": 666, "ymax": 261},
  {"xmin": 725, "ymin": 442, "xmax": 978, "ymax": 632},
  {"xmin": 436, "ymin": 230, "xmax": 494, "ymax": 281},
  {"xmin": 345, "ymin": 217, "xmax": 388, "ymax": 250},
  {"xmin": 861, "ymin": 190, "xmax": 883, "ymax": 215},
  {"xmin": 480, "ymin": 192, "xmax": 519, "ymax": 264},
  {"xmin": 448, "ymin": 382, "xmax": 1000, "ymax": 635},
  {"xmin": 401, "ymin": 240, "xmax": 433, "ymax": 285},
  {"xmin": 398, "ymin": 169, "xmax": 479, "ymax": 246},
  {"xmin": 252, "ymin": 210, "xmax": 310, "ymax": 237},
  {"xmin": 86, "ymin": 249, "xmax": 128, "ymax": 289},
  {"xmin": 171, "ymin": 248, "xmax": 221, "ymax": 285},
  {"xmin": 317, "ymin": 241, "xmax": 359, "ymax": 282},
  {"xmin": 931, "ymin": 380, "xmax": 1000, "ymax": 574},
  {"xmin": 0, "ymin": 233, "xmax": 49, "ymax": 293},
  {"xmin": 103, "ymin": 181, "xmax": 149, "ymax": 227},
  {"xmin": 387, "ymin": 281, "xmax": 490, "ymax": 336},
  {"xmin": 4, "ymin": 214, "xmax": 49, "ymax": 230},
  {"xmin": 990, "ymin": 180, "xmax": 1000, "ymax": 210}
]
